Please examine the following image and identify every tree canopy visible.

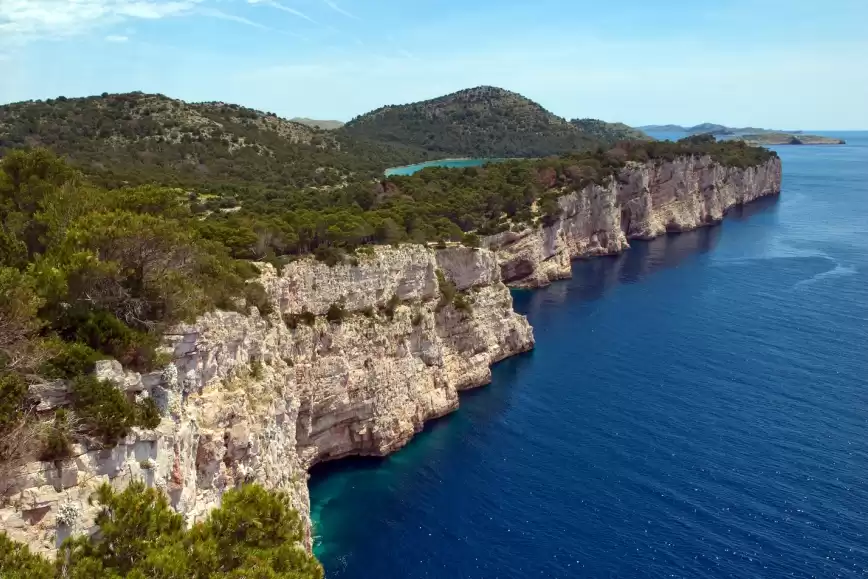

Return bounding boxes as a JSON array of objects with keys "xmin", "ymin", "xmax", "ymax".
[{"xmin": 0, "ymin": 482, "xmax": 323, "ymax": 579}]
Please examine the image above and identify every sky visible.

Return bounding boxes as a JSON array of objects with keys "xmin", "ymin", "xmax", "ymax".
[{"xmin": 1, "ymin": 0, "xmax": 867, "ymax": 129}]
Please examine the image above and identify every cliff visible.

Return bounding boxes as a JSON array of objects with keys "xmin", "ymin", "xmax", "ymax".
[
  {"xmin": 485, "ymin": 156, "xmax": 783, "ymax": 288},
  {"xmin": 0, "ymin": 246, "xmax": 533, "ymax": 553}
]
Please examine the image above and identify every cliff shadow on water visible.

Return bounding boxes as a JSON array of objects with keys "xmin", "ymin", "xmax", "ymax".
[
  {"xmin": 309, "ymin": 193, "xmax": 782, "ymax": 561},
  {"xmin": 514, "ymin": 193, "xmax": 780, "ymax": 315}
]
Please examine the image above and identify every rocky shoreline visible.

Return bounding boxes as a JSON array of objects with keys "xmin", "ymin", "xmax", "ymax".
[
  {"xmin": 485, "ymin": 155, "xmax": 782, "ymax": 288},
  {"xmin": 0, "ymin": 154, "xmax": 782, "ymax": 555}
]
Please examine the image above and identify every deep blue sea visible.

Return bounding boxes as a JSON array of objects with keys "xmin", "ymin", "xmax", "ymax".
[{"xmin": 311, "ymin": 132, "xmax": 868, "ymax": 578}]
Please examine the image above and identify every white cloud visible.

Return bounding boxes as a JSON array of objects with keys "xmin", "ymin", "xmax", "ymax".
[
  {"xmin": 0, "ymin": 0, "xmax": 201, "ymax": 45},
  {"xmin": 248, "ymin": 0, "xmax": 316, "ymax": 24},
  {"xmin": 105, "ymin": 34, "xmax": 129, "ymax": 42},
  {"xmin": 200, "ymin": 7, "xmax": 271, "ymax": 30},
  {"xmin": 321, "ymin": 0, "xmax": 357, "ymax": 20}
]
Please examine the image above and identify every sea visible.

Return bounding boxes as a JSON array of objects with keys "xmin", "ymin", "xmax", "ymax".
[
  {"xmin": 311, "ymin": 131, "xmax": 868, "ymax": 578},
  {"xmin": 384, "ymin": 158, "xmax": 501, "ymax": 176}
]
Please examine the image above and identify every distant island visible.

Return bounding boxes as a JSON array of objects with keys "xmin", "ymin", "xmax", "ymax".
[
  {"xmin": 638, "ymin": 123, "xmax": 844, "ymax": 145},
  {"xmin": 737, "ymin": 133, "xmax": 845, "ymax": 146}
]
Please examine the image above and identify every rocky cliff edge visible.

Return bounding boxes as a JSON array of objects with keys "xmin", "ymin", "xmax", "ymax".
[
  {"xmin": 486, "ymin": 156, "xmax": 783, "ymax": 287},
  {"xmin": 1, "ymin": 246, "xmax": 534, "ymax": 553}
]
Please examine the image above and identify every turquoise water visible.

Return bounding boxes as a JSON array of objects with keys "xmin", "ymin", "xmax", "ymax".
[
  {"xmin": 311, "ymin": 132, "xmax": 868, "ymax": 578},
  {"xmin": 384, "ymin": 158, "xmax": 501, "ymax": 176}
]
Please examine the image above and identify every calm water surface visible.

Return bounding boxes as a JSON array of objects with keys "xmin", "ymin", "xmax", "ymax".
[
  {"xmin": 311, "ymin": 132, "xmax": 868, "ymax": 578},
  {"xmin": 385, "ymin": 158, "xmax": 501, "ymax": 176}
]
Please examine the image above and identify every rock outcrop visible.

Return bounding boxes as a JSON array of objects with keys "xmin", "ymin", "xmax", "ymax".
[
  {"xmin": 486, "ymin": 156, "xmax": 782, "ymax": 288},
  {"xmin": 0, "ymin": 246, "xmax": 533, "ymax": 554}
]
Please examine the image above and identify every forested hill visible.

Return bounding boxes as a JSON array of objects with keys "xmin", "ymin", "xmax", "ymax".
[
  {"xmin": 570, "ymin": 119, "xmax": 650, "ymax": 142},
  {"xmin": 0, "ymin": 92, "xmax": 421, "ymax": 194},
  {"xmin": 340, "ymin": 86, "xmax": 640, "ymax": 158}
]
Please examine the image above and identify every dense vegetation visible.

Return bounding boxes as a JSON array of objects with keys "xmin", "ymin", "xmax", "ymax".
[
  {"xmin": 191, "ymin": 134, "xmax": 778, "ymax": 259},
  {"xmin": 570, "ymin": 119, "xmax": 650, "ymax": 141},
  {"xmin": 341, "ymin": 86, "xmax": 632, "ymax": 157},
  {"xmin": 0, "ymin": 482, "xmax": 323, "ymax": 579},
  {"xmin": 0, "ymin": 148, "xmax": 263, "ymax": 471},
  {"xmin": 0, "ymin": 92, "xmax": 422, "ymax": 195}
]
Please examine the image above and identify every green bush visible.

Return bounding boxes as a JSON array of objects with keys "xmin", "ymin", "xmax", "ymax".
[
  {"xmin": 314, "ymin": 246, "xmax": 344, "ymax": 267},
  {"xmin": 0, "ymin": 373, "xmax": 28, "ymax": 433},
  {"xmin": 71, "ymin": 376, "xmax": 135, "ymax": 445},
  {"xmin": 57, "ymin": 310, "xmax": 161, "ymax": 371},
  {"xmin": 2, "ymin": 484, "xmax": 327, "ymax": 578},
  {"xmin": 40, "ymin": 340, "xmax": 105, "ymax": 379},
  {"xmin": 0, "ymin": 533, "xmax": 53, "ymax": 579},
  {"xmin": 453, "ymin": 293, "xmax": 473, "ymax": 313},
  {"xmin": 39, "ymin": 409, "xmax": 73, "ymax": 462},
  {"xmin": 244, "ymin": 281, "xmax": 273, "ymax": 316},
  {"xmin": 135, "ymin": 397, "xmax": 162, "ymax": 430},
  {"xmin": 461, "ymin": 233, "xmax": 481, "ymax": 248}
]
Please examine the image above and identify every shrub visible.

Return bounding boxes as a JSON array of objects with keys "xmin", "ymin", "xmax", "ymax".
[
  {"xmin": 461, "ymin": 233, "xmax": 481, "ymax": 248},
  {"xmin": 250, "ymin": 359, "xmax": 264, "ymax": 380},
  {"xmin": 411, "ymin": 312, "xmax": 424, "ymax": 326},
  {"xmin": 244, "ymin": 282, "xmax": 273, "ymax": 316},
  {"xmin": 453, "ymin": 293, "xmax": 473, "ymax": 313},
  {"xmin": 300, "ymin": 310, "xmax": 317, "ymax": 326},
  {"xmin": 326, "ymin": 303, "xmax": 347, "ymax": 324},
  {"xmin": 71, "ymin": 376, "xmax": 160, "ymax": 445},
  {"xmin": 383, "ymin": 294, "xmax": 401, "ymax": 320},
  {"xmin": 40, "ymin": 340, "xmax": 105, "ymax": 379},
  {"xmin": 58, "ymin": 310, "xmax": 161, "ymax": 371},
  {"xmin": 0, "ymin": 533, "xmax": 53, "ymax": 579},
  {"xmin": 314, "ymin": 246, "xmax": 344, "ymax": 267},
  {"xmin": 436, "ymin": 270, "xmax": 456, "ymax": 311},
  {"xmin": 39, "ymin": 409, "xmax": 73, "ymax": 462},
  {"xmin": 50, "ymin": 481, "xmax": 323, "ymax": 578},
  {"xmin": 71, "ymin": 376, "xmax": 135, "ymax": 445},
  {"xmin": 135, "ymin": 397, "xmax": 161, "ymax": 430},
  {"xmin": 361, "ymin": 306, "xmax": 376, "ymax": 318},
  {"xmin": 0, "ymin": 373, "xmax": 28, "ymax": 433}
]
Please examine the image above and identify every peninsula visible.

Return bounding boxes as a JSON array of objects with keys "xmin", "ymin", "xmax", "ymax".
[{"xmin": 0, "ymin": 89, "xmax": 781, "ymax": 566}]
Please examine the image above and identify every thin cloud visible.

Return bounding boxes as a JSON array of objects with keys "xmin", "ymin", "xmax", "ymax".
[
  {"xmin": 105, "ymin": 34, "xmax": 129, "ymax": 42},
  {"xmin": 0, "ymin": 0, "xmax": 201, "ymax": 45},
  {"xmin": 321, "ymin": 0, "xmax": 358, "ymax": 20},
  {"xmin": 248, "ymin": 0, "xmax": 317, "ymax": 24},
  {"xmin": 200, "ymin": 8, "xmax": 271, "ymax": 30}
]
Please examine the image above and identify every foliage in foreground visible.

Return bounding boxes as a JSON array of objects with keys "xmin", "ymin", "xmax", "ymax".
[
  {"xmin": 0, "ymin": 482, "xmax": 323, "ymax": 579},
  {"xmin": 0, "ymin": 148, "xmax": 257, "ymax": 464}
]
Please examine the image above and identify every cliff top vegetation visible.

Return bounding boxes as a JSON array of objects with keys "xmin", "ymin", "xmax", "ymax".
[{"xmin": 0, "ymin": 482, "xmax": 323, "ymax": 579}]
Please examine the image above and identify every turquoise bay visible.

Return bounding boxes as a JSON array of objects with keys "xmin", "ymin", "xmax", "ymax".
[{"xmin": 384, "ymin": 158, "xmax": 503, "ymax": 176}]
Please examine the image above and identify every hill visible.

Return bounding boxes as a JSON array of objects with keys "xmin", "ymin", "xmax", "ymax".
[
  {"xmin": 0, "ymin": 92, "xmax": 419, "ymax": 194},
  {"xmin": 291, "ymin": 117, "xmax": 345, "ymax": 130},
  {"xmin": 340, "ymin": 86, "xmax": 629, "ymax": 158},
  {"xmin": 570, "ymin": 119, "xmax": 650, "ymax": 141}
]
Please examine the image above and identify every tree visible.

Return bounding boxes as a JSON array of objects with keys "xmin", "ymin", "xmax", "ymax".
[{"xmin": 52, "ymin": 482, "xmax": 324, "ymax": 579}]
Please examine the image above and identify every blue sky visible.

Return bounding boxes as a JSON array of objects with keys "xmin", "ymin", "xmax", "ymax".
[{"xmin": 1, "ymin": 0, "xmax": 867, "ymax": 129}]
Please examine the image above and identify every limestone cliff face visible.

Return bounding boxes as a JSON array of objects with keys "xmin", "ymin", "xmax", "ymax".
[
  {"xmin": 1, "ymin": 246, "xmax": 533, "ymax": 553},
  {"xmin": 486, "ymin": 156, "xmax": 783, "ymax": 287}
]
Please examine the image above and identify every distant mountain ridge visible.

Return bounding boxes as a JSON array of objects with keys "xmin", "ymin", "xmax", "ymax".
[
  {"xmin": 639, "ymin": 123, "xmax": 800, "ymax": 136},
  {"xmin": 637, "ymin": 122, "xmax": 843, "ymax": 146},
  {"xmin": 341, "ymin": 86, "xmax": 647, "ymax": 158},
  {"xmin": 0, "ymin": 92, "xmax": 419, "ymax": 191},
  {"xmin": 290, "ymin": 117, "xmax": 345, "ymax": 130}
]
